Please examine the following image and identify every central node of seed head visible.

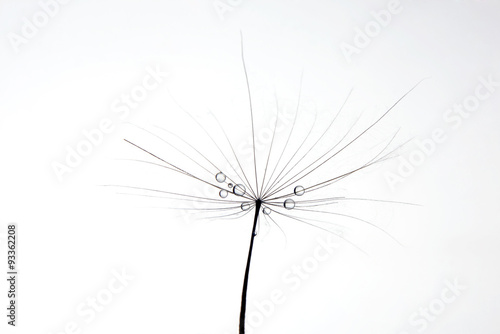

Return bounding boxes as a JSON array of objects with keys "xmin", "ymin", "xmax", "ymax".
[{"xmin": 255, "ymin": 199, "xmax": 263, "ymax": 214}]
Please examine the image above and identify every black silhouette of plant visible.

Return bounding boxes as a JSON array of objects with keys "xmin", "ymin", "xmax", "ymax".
[{"xmin": 109, "ymin": 36, "xmax": 421, "ymax": 334}]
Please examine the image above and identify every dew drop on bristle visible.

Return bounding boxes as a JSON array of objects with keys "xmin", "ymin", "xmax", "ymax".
[
  {"xmin": 284, "ymin": 199, "xmax": 295, "ymax": 210},
  {"xmin": 241, "ymin": 203, "xmax": 251, "ymax": 211},
  {"xmin": 228, "ymin": 183, "xmax": 233, "ymax": 189},
  {"xmin": 215, "ymin": 172, "xmax": 226, "ymax": 183},
  {"xmin": 233, "ymin": 184, "xmax": 246, "ymax": 196},
  {"xmin": 262, "ymin": 207, "xmax": 271, "ymax": 215},
  {"xmin": 294, "ymin": 186, "xmax": 305, "ymax": 196},
  {"xmin": 219, "ymin": 189, "xmax": 228, "ymax": 198}
]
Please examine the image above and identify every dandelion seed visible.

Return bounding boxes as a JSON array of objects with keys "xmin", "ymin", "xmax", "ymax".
[{"xmin": 109, "ymin": 34, "xmax": 424, "ymax": 334}]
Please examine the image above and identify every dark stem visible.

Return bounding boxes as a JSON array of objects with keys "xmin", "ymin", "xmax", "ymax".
[{"xmin": 239, "ymin": 199, "xmax": 262, "ymax": 334}]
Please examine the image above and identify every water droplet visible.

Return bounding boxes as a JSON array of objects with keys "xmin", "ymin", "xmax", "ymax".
[
  {"xmin": 262, "ymin": 207, "xmax": 271, "ymax": 215},
  {"xmin": 241, "ymin": 203, "xmax": 251, "ymax": 211},
  {"xmin": 233, "ymin": 184, "xmax": 246, "ymax": 196},
  {"xmin": 215, "ymin": 172, "xmax": 226, "ymax": 183},
  {"xmin": 294, "ymin": 186, "xmax": 305, "ymax": 196},
  {"xmin": 228, "ymin": 183, "xmax": 233, "ymax": 189},
  {"xmin": 219, "ymin": 189, "xmax": 228, "ymax": 198},
  {"xmin": 284, "ymin": 199, "xmax": 295, "ymax": 210}
]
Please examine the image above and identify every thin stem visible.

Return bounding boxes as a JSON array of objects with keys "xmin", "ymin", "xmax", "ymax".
[{"xmin": 239, "ymin": 199, "xmax": 262, "ymax": 334}]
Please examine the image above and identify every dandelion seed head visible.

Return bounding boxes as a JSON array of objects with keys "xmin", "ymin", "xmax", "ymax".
[{"xmin": 115, "ymin": 40, "xmax": 422, "ymax": 334}]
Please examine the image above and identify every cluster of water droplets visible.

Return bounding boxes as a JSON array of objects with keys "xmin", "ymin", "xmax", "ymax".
[
  {"xmin": 215, "ymin": 172, "xmax": 246, "ymax": 198},
  {"xmin": 215, "ymin": 172, "xmax": 307, "ymax": 214},
  {"xmin": 274, "ymin": 185, "xmax": 306, "ymax": 212}
]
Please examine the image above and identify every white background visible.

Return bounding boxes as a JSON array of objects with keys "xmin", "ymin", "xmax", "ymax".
[{"xmin": 1, "ymin": 0, "xmax": 499, "ymax": 333}]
